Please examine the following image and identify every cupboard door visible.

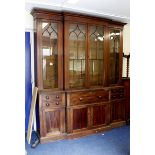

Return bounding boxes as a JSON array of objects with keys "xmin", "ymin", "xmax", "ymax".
[
  {"xmin": 67, "ymin": 106, "xmax": 90, "ymax": 133},
  {"xmin": 111, "ymin": 100, "xmax": 125, "ymax": 123},
  {"xmin": 73, "ymin": 107, "xmax": 88, "ymax": 130},
  {"xmin": 41, "ymin": 108, "xmax": 65, "ymax": 137},
  {"xmin": 109, "ymin": 29, "xmax": 122, "ymax": 85},
  {"xmin": 92, "ymin": 104, "xmax": 110, "ymax": 127},
  {"xmin": 41, "ymin": 21, "xmax": 63, "ymax": 89},
  {"xmin": 89, "ymin": 25, "xmax": 104, "ymax": 86},
  {"xmin": 68, "ymin": 24, "xmax": 87, "ymax": 88}
]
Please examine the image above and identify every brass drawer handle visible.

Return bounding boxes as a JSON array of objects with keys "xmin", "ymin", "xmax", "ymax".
[
  {"xmin": 79, "ymin": 97, "xmax": 83, "ymax": 101},
  {"xmin": 56, "ymin": 102, "xmax": 59, "ymax": 105},
  {"xmin": 46, "ymin": 103, "xmax": 49, "ymax": 106},
  {"xmin": 46, "ymin": 96, "xmax": 49, "ymax": 100},
  {"xmin": 98, "ymin": 96, "xmax": 102, "ymax": 99},
  {"xmin": 56, "ymin": 95, "xmax": 59, "ymax": 99}
]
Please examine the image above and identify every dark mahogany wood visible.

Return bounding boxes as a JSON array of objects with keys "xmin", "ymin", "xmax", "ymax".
[
  {"xmin": 111, "ymin": 99, "xmax": 125, "ymax": 123},
  {"xmin": 40, "ymin": 108, "xmax": 65, "ymax": 137},
  {"xmin": 32, "ymin": 9, "xmax": 127, "ymax": 143},
  {"xmin": 73, "ymin": 108, "xmax": 88, "ymax": 130},
  {"xmin": 92, "ymin": 105, "xmax": 106, "ymax": 126},
  {"xmin": 68, "ymin": 90, "xmax": 109, "ymax": 106},
  {"xmin": 122, "ymin": 78, "xmax": 130, "ymax": 121}
]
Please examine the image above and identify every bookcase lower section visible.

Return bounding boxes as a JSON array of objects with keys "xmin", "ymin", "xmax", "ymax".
[{"xmin": 39, "ymin": 87, "xmax": 127, "ymax": 143}]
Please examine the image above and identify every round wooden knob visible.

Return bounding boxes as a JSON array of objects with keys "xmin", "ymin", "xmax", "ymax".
[
  {"xmin": 56, "ymin": 102, "xmax": 59, "ymax": 105},
  {"xmin": 98, "ymin": 96, "xmax": 102, "ymax": 99},
  {"xmin": 46, "ymin": 103, "xmax": 49, "ymax": 106},
  {"xmin": 46, "ymin": 96, "xmax": 49, "ymax": 99},
  {"xmin": 56, "ymin": 95, "xmax": 59, "ymax": 99},
  {"xmin": 79, "ymin": 97, "xmax": 83, "ymax": 101}
]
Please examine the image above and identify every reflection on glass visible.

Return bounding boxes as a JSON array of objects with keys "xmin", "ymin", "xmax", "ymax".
[
  {"xmin": 109, "ymin": 29, "xmax": 120, "ymax": 84},
  {"xmin": 69, "ymin": 24, "xmax": 86, "ymax": 88},
  {"xmin": 89, "ymin": 26, "xmax": 104, "ymax": 86},
  {"xmin": 42, "ymin": 22, "xmax": 58, "ymax": 89}
]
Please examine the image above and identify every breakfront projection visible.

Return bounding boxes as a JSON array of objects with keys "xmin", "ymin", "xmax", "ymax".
[{"xmin": 32, "ymin": 9, "xmax": 128, "ymax": 143}]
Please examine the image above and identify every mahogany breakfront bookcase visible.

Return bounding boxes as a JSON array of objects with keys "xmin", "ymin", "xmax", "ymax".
[{"xmin": 31, "ymin": 9, "xmax": 128, "ymax": 143}]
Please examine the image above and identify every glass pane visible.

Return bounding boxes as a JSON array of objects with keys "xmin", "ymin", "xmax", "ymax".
[
  {"xmin": 69, "ymin": 24, "xmax": 86, "ymax": 88},
  {"xmin": 89, "ymin": 26, "xmax": 104, "ymax": 86},
  {"xmin": 42, "ymin": 22, "xmax": 58, "ymax": 89},
  {"xmin": 109, "ymin": 29, "xmax": 120, "ymax": 84}
]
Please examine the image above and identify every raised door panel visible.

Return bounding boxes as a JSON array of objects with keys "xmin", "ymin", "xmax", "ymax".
[
  {"xmin": 67, "ymin": 106, "xmax": 90, "ymax": 133},
  {"xmin": 92, "ymin": 104, "xmax": 110, "ymax": 127},
  {"xmin": 111, "ymin": 100, "xmax": 125, "ymax": 123},
  {"xmin": 41, "ymin": 108, "xmax": 65, "ymax": 137},
  {"xmin": 73, "ymin": 107, "xmax": 88, "ymax": 130}
]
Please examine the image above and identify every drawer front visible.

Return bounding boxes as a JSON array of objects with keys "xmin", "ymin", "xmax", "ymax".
[
  {"xmin": 111, "ymin": 88, "xmax": 124, "ymax": 94},
  {"xmin": 111, "ymin": 94, "xmax": 124, "ymax": 100},
  {"xmin": 42, "ymin": 100, "xmax": 64, "ymax": 108},
  {"xmin": 111, "ymin": 88, "xmax": 124, "ymax": 100},
  {"xmin": 69, "ymin": 90, "xmax": 109, "ymax": 106},
  {"xmin": 40, "ymin": 92, "xmax": 65, "ymax": 107}
]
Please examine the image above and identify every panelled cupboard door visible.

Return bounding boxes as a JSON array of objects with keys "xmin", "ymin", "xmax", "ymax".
[
  {"xmin": 67, "ymin": 106, "xmax": 91, "ymax": 133},
  {"xmin": 91, "ymin": 104, "xmax": 110, "ymax": 127},
  {"xmin": 111, "ymin": 100, "xmax": 125, "ymax": 123},
  {"xmin": 37, "ymin": 20, "xmax": 63, "ymax": 90},
  {"xmin": 40, "ymin": 108, "xmax": 65, "ymax": 137}
]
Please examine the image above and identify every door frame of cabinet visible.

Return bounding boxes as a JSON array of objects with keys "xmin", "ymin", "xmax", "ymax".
[
  {"xmin": 110, "ymin": 99, "xmax": 126, "ymax": 124},
  {"xmin": 67, "ymin": 102, "xmax": 110, "ymax": 134},
  {"xmin": 64, "ymin": 21, "xmax": 114, "ymax": 89},
  {"xmin": 107, "ymin": 25, "xmax": 124, "ymax": 85},
  {"xmin": 67, "ymin": 105, "xmax": 91, "ymax": 133},
  {"xmin": 40, "ymin": 107, "xmax": 65, "ymax": 138},
  {"xmin": 91, "ymin": 102, "xmax": 110, "ymax": 128},
  {"xmin": 64, "ymin": 16, "xmax": 124, "ymax": 89},
  {"xmin": 34, "ymin": 18, "xmax": 63, "ymax": 90}
]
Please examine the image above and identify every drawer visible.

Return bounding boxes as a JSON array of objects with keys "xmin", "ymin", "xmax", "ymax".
[
  {"xmin": 42, "ymin": 100, "xmax": 64, "ymax": 108},
  {"xmin": 41, "ymin": 93, "xmax": 64, "ymax": 102},
  {"xmin": 40, "ymin": 92, "xmax": 65, "ymax": 107},
  {"xmin": 68, "ymin": 90, "xmax": 109, "ymax": 106},
  {"xmin": 111, "ymin": 88, "xmax": 124, "ymax": 94},
  {"xmin": 110, "ymin": 87, "xmax": 125, "ymax": 100},
  {"xmin": 111, "ymin": 93, "xmax": 124, "ymax": 100}
]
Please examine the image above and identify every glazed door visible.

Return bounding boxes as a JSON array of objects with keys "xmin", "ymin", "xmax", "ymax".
[
  {"xmin": 69, "ymin": 23, "xmax": 87, "ymax": 88},
  {"xmin": 88, "ymin": 25, "xmax": 105, "ymax": 87},
  {"xmin": 109, "ymin": 28, "xmax": 123, "ymax": 85},
  {"xmin": 40, "ymin": 20, "xmax": 63, "ymax": 89},
  {"xmin": 41, "ymin": 108, "xmax": 65, "ymax": 137}
]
